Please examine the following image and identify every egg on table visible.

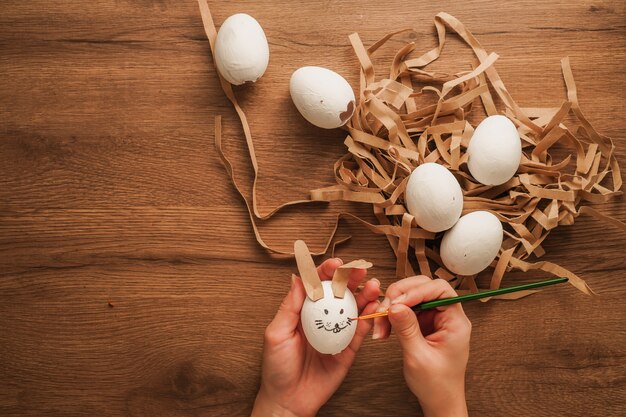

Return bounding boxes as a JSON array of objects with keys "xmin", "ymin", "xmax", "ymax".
[
  {"xmin": 214, "ymin": 13, "xmax": 269, "ymax": 85},
  {"xmin": 300, "ymin": 281, "xmax": 358, "ymax": 355},
  {"xmin": 467, "ymin": 115, "xmax": 522, "ymax": 186},
  {"xmin": 290, "ymin": 66, "xmax": 356, "ymax": 129},
  {"xmin": 405, "ymin": 162, "xmax": 464, "ymax": 233},
  {"xmin": 440, "ymin": 210, "xmax": 503, "ymax": 275}
]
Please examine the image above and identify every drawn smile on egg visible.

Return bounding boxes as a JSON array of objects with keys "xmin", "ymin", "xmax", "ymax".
[{"xmin": 314, "ymin": 308, "xmax": 353, "ymax": 333}]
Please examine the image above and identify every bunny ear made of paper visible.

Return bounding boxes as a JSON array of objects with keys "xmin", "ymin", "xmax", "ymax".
[
  {"xmin": 331, "ymin": 259, "xmax": 373, "ymax": 298},
  {"xmin": 294, "ymin": 240, "xmax": 374, "ymax": 300},
  {"xmin": 294, "ymin": 240, "xmax": 324, "ymax": 301}
]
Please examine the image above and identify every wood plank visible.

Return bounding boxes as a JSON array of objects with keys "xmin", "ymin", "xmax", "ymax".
[{"xmin": 1, "ymin": 207, "xmax": 624, "ymax": 275}]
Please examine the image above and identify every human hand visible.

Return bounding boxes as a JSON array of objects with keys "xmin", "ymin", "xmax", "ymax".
[
  {"xmin": 373, "ymin": 277, "xmax": 471, "ymax": 417},
  {"xmin": 251, "ymin": 258, "xmax": 381, "ymax": 417}
]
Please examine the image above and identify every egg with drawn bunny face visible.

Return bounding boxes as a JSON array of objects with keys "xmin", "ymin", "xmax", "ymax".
[{"xmin": 301, "ymin": 281, "xmax": 358, "ymax": 355}]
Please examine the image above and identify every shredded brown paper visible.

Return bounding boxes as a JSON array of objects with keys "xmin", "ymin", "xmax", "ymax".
[{"xmin": 199, "ymin": 1, "xmax": 625, "ymax": 299}]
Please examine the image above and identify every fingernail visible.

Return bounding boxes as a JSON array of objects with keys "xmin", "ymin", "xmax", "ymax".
[
  {"xmin": 291, "ymin": 274, "xmax": 297, "ymax": 288},
  {"xmin": 391, "ymin": 293, "xmax": 406, "ymax": 305},
  {"xmin": 334, "ymin": 257, "xmax": 344, "ymax": 266},
  {"xmin": 372, "ymin": 319, "xmax": 382, "ymax": 340},
  {"xmin": 389, "ymin": 304, "xmax": 405, "ymax": 316},
  {"xmin": 370, "ymin": 278, "xmax": 380, "ymax": 287},
  {"xmin": 377, "ymin": 297, "xmax": 390, "ymax": 313}
]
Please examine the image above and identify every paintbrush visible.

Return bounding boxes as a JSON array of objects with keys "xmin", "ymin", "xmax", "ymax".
[{"xmin": 351, "ymin": 277, "xmax": 569, "ymax": 320}]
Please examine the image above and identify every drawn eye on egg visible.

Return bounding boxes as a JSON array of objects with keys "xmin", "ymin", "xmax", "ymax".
[{"xmin": 309, "ymin": 297, "xmax": 354, "ymax": 335}]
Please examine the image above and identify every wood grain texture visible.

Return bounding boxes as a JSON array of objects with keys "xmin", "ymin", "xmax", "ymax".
[{"xmin": 1, "ymin": 1, "xmax": 625, "ymax": 416}]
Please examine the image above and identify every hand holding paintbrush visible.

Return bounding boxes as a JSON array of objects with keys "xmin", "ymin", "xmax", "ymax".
[
  {"xmin": 361, "ymin": 276, "xmax": 567, "ymax": 417},
  {"xmin": 375, "ymin": 276, "xmax": 473, "ymax": 417},
  {"xmin": 352, "ymin": 277, "xmax": 568, "ymax": 321}
]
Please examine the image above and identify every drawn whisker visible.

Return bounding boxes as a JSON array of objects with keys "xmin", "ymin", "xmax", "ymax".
[{"xmin": 313, "ymin": 320, "xmax": 351, "ymax": 333}]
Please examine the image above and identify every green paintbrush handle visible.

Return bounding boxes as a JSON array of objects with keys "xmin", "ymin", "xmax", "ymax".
[{"xmin": 412, "ymin": 277, "xmax": 569, "ymax": 311}]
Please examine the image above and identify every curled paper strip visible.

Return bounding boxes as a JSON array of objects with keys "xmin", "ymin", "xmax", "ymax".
[{"xmin": 199, "ymin": 2, "xmax": 625, "ymax": 298}]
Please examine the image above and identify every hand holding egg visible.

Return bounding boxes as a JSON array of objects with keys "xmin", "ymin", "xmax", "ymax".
[{"xmin": 254, "ymin": 255, "xmax": 380, "ymax": 416}]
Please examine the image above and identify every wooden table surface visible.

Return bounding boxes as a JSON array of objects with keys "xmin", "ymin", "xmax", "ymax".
[{"xmin": 1, "ymin": 1, "xmax": 625, "ymax": 416}]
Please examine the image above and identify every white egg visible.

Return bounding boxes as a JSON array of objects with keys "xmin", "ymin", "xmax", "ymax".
[
  {"xmin": 440, "ymin": 211, "xmax": 503, "ymax": 275},
  {"xmin": 405, "ymin": 163, "xmax": 463, "ymax": 233},
  {"xmin": 467, "ymin": 115, "xmax": 522, "ymax": 186},
  {"xmin": 214, "ymin": 13, "xmax": 269, "ymax": 85},
  {"xmin": 289, "ymin": 66, "xmax": 356, "ymax": 129},
  {"xmin": 300, "ymin": 281, "xmax": 358, "ymax": 355}
]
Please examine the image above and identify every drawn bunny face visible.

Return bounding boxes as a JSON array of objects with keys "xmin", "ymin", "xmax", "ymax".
[
  {"xmin": 301, "ymin": 281, "xmax": 358, "ymax": 355},
  {"xmin": 293, "ymin": 240, "xmax": 371, "ymax": 355}
]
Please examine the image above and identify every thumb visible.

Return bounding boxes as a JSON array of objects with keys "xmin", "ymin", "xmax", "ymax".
[
  {"xmin": 265, "ymin": 275, "xmax": 306, "ymax": 344},
  {"xmin": 388, "ymin": 304, "xmax": 425, "ymax": 351}
]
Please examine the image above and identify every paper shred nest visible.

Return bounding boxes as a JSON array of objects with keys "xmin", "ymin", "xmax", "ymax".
[
  {"xmin": 198, "ymin": 2, "xmax": 625, "ymax": 298},
  {"xmin": 309, "ymin": 13, "xmax": 624, "ymax": 296}
]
